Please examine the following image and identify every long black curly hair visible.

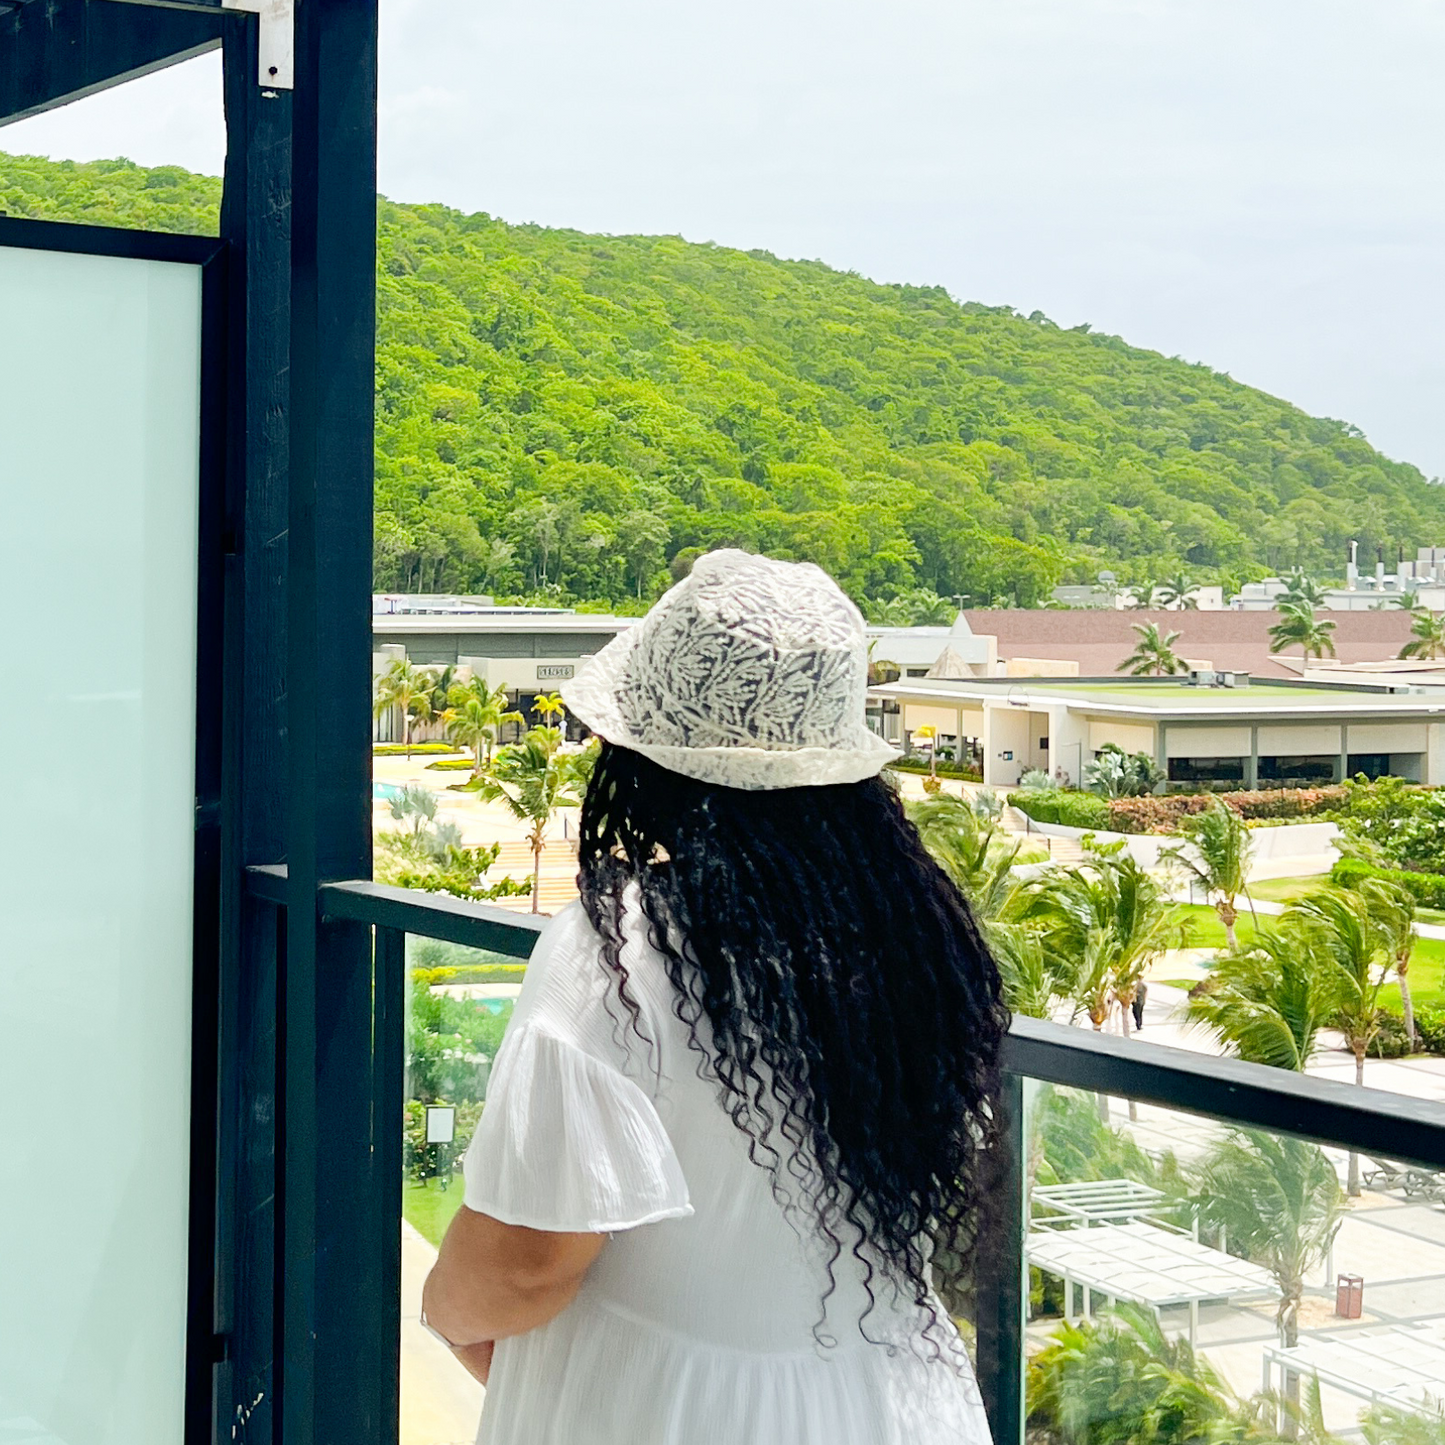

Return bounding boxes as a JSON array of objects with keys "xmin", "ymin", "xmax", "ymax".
[{"xmin": 576, "ymin": 740, "xmax": 1010, "ymax": 1354}]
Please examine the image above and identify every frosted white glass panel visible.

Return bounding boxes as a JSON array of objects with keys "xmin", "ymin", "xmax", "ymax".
[{"xmin": 0, "ymin": 245, "xmax": 203, "ymax": 1445}]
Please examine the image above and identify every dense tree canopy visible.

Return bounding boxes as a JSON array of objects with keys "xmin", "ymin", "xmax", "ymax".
[{"xmin": 7, "ymin": 150, "xmax": 1442, "ymax": 612}]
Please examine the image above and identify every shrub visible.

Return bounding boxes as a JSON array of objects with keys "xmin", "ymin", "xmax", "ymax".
[
  {"xmin": 373, "ymin": 741, "xmax": 460, "ymax": 756},
  {"xmin": 1009, "ymin": 789, "xmax": 1110, "ymax": 830},
  {"xmin": 1105, "ymin": 786, "xmax": 1349, "ymax": 835},
  {"xmin": 921, "ymin": 775, "xmax": 942, "ymax": 795},
  {"xmin": 1416, "ymin": 1007, "xmax": 1445, "ymax": 1055},
  {"xmin": 426, "ymin": 758, "xmax": 476, "ymax": 771},
  {"xmin": 888, "ymin": 757, "xmax": 983, "ymax": 782},
  {"xmin": 414, "ymin": 963, "xmax": 528, "ymax": 985},
  {"xmin": 1331, "ymin": 856, "xmax": 1445, "ymax": 911}
]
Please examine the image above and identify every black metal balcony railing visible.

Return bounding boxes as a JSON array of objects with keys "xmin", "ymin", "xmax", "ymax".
[{"xmin": 245, "ymin": 868, "xmax": 1445, "ymax": 1445}]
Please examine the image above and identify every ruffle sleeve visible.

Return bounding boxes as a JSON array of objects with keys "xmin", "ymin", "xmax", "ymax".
[{"xmin": 462, "ymin": 1023, "xmax": 693, "ymax": 1234}]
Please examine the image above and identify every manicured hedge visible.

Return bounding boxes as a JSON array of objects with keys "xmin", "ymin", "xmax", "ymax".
[
  {"xmin": 414, "ymin": 963, "xmax": 529, "ymax": 985},
  {"xmin": 1008, "ymin": 790, "xmax": 1111, "ymax": 830},
  {"xmin": 1012, "ymin": 784, "xmax": 1349, "ymax": 836},
  {"xmin": 1331, "ymin": 856, "xmax": 1445, "ymax": 910},
  {"xmin": 373, "ymin": 741, "xmax": 461, "ymax": 756},
  {"xmin": 888, "ymin": 757, "xmax": 984, "ymax": 782},
  {"xmin": 426, "ymin": 758, "xmax": 476, "ymax": 771}
]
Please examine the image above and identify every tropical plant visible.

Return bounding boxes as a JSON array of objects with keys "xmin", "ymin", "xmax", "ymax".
[
  {"xmin": 1185, "ymin": 926, "xmax": 1338, "ymax": 1071},
  {"xmin": 533, "ymin": 691, "xmax": 567, "ymax": 727},
  {"xmin": 1015, "ymin": 847, "xmax": 1175, "ymax": 1037},
  {"xmin": 1353, "ymin": 873, "xmax": 1420, "ymax": 1046},
  {"xmin": 1362, "ymin": 1401, "xmax": 1445, "ymax": 1445},
  {"xmin": 373, "ymin": 658, "xmax": 435, "ymax": 758},
  {"xmin": 472, "ymin": 727, "xmax": 585, "ymax": 911},
  {"xmin": 1157, "ymin": 571, "xmax": 1197, "ymax": 610},
  {"xmin": 1195, "ymin": 1130, "xmax": 1344, "ymax": 1360},
  {"xmin": 1118, "ymin": 622, "xmax": 1188, "ymax": 676},
  {"xmin": 1278, "ymin": 570, "xmax": 1327, "ymax": 611},
  {"xmin": 908, "ymin": 792, "xmax": 1020, "ymax": 922},
  {"xmin": 1017, "ymin": 767, "xmax": 1053, "ymax": 789},
  {"xmin": 1083, "ymin": 744, "xmax": 1164, "ymax": 798},
  {"xmin": 1027, "ymin": 1303, "xmax": 1246, "ymax": 1445},
  {"xmin": 1160, "ymin": 797, "xmax": 1255, "ymax": 948},
  {"xmin": 1290, "ymin": 887, "xmax": 1395, "ymax": 1193},
  {"xmin": 987, "ymin": 922, "xmax": 1080, "ymax": 1021},
  {"xmin": 1268, "ymin": 604, "xmax": 1337, "ymax": 663},
  {"xmin": 1399, "ymin": 609, "xmax": 1445, "ymax": 661},
  {"xmin": 442, "ymin": 679, "xmax": 524, "ymax": 774}
]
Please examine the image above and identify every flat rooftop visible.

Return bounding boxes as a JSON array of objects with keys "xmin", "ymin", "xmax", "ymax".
[{"xmin": 871, "ymin": 676, "xmax": 1445, "ymax": 720}]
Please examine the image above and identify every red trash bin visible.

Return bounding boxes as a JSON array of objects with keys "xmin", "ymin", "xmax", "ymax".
[{"xmin": 1335, "ymin": 1274, "xmax": 1364, "ymax": 1319}]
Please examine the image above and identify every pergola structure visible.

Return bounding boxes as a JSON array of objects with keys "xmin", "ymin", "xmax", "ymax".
[
  {"xmin": 1263, "ymin": 1323, "xmax": 1445, "ymax": 1417},
  {"xmin": 1027, "ymin": 1220, "xmax": 1276, "ymax": 1346},
  {"xmin": 2, "ymin": 4, "xmax": 380, "ymax": 1444}
]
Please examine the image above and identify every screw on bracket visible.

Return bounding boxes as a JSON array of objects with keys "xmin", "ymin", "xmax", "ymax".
[{"xmin": 221, "ymin": 0, "xmax": 294, "ymax": 90}]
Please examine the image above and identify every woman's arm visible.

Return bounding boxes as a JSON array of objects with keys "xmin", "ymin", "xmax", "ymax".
[{"xmin": 422, "ymin": 1204, "xmax": 607, "ymax": 1351}]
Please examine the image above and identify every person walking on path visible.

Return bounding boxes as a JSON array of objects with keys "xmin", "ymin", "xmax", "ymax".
[{"xmin": 423, "ymin": 550, "xmax": 1009, "ymax": 1445}]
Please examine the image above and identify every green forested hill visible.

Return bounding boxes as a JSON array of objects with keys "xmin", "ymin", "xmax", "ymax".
[{"xmin": 6, "ymin": 150, "xmax": 1441, "ymax": 613}]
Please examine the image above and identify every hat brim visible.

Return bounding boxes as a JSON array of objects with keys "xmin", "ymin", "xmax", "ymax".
[{"xmin": 561, "ymin": 626, "xmax": 899, "ymax": 791}]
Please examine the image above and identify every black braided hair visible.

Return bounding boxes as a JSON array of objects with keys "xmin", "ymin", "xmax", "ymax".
[{"xmin": 576, "ymin": 740, "xmax": 1010, "ymax": 1355}]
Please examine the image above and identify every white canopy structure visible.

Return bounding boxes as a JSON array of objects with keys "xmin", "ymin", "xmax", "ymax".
[
  {"xmin": 1032, "ymin": 1179, "xmax": 1179, "ymax": 1228},
  {"xmin": 1027, "ymin": 1220, "xmax": 1276, "ymax": 1346},
  {"xmin": 1263, "ymin": 1323, "xmax": 1445, "ymax": 1416}
]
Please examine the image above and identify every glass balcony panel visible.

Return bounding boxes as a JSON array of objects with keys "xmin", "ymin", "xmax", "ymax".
[
  {"xmin": 1023, "ymin": 1083, "xmax": 1445, "ymax": 1444},
  {"xmin": 401, "ymin": 932, "xmax": 528, "ymax": 1445},
  {"xmin": 0, "ymin": 244, "xmax": 203, "ymax": 1444}
]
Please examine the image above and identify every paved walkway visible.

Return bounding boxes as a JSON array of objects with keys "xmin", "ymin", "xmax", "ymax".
[{"xmin": 401, "ymin": 1222, "xmax": 483, "ymax": 1445}]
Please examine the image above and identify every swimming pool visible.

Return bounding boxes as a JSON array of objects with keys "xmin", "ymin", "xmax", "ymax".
[{"xmin": 372, "ymin": 781, "xmax": 405, "ymax": 802}]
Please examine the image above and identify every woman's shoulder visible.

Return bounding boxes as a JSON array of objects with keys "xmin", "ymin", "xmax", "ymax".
[{"xmin": 515, "ymin": 896, "xmax": 671, "ymax": 1062}]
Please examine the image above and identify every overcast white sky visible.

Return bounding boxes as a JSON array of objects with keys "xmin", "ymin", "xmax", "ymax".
[{"xmin": 6, "ymin": 0, "xmax": 1442, "ymax": 475}]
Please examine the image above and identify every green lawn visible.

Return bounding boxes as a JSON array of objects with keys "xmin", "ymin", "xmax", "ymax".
[
  {"xmin": 1169, "ymin": 902, "xmax": 1445, "ymax": 1012},
  {"xmin": 403, "ymin": 1178, "xmax": 467, "ymax": 1247},
  {"xmin": 1246, "ymin": 875, "xmax": 1327, "ymax": 905}
]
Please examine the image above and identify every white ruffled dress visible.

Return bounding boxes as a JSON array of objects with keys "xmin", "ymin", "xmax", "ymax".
[{"xmin": 461, "ymin": 900, "xmax": 992, "ymax": 1445}]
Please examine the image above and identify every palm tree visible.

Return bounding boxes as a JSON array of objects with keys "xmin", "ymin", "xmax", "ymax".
[
  {"xmin": 473, "ymin": 727, "xmax": 585, "ymax": 912},
  {"xmin": 1118, "ymin": 622, "xmax": 1187, "ymax": 677},
  {"xmin": 908, "ymin": 793, "xmax": 1019, "ymax": 922},
  {"xmin": 426, "ymin": 664, "xmax": 459, "ymax": 725},
  {"xmin": 1195, "ymin": 1131, "xmax": 1344, "ymax": 1404},
  {"xmin": 1290, "ymin": 887, "xmax": 1395, "ymax": 1194},
  {"xmin": 443, "ymin": 679, "xmax": 524, "ymax": 773},
  {"xmin": 1160, "ymin": 798, "xmax": 1254, "ymax": 949},
  {"xmin": 1186, "ymin": 926, "xmax": 1338, "ymax": 1071},
  {"xmin": 1278, "ymin": 570, "xmax": 1327, "ymax": 612},
  {"xmin": 1353, "ymin": 875, "xmax": 1420, "ymax": 1047},
  {"xmin": 373, "ymin": 658, "xmax": 433, "ymax": 758},
  {"xmin": 1268, "ymin": 604, "xmax": 1337, "ymax": 663},
  {"xmin": 1018, "ymin": 849, "xmax": 1175, "ymax": 1038},
  {"xmin": 1157, "ymin": 571, "xmax": 1197, "ymax": 610},
  {"xmin": 1399, "ymin": 609, "xmax": 1445, "ymax": 661},
  {"xmin": 987, "ymin": 923, "xmax": 1081, "ymax": 1022}
]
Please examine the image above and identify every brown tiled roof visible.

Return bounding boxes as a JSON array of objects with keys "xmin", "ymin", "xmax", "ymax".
[{"xmin": 964, "ymin": 609, "xmax": 1415, "ymax": 680}]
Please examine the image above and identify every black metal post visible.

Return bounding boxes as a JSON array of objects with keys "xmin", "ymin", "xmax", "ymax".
[
  {"xmin": 280, "ymin": 1, "xmax": 379, "ymax": 1442},
  {"xmin": 976, "ymin": 1071, "xmax": 1026, "ymax": 1445},
  {"xmin": 373, "ymin": 926, "xmax": 408, "ymax": 1438},
  {"xmin": 215, "ymin": 12, "xmax": 292, "ymax": 1441}
]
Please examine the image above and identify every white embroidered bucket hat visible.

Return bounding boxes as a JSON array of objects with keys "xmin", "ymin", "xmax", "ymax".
[{"xmin": 561, "ymin": 549, "xmax": 898, "ymax": 790}]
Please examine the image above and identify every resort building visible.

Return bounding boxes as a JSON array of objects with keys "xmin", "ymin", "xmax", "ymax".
[{"xmin": 869, "ymin": 674, "xmax": 1445, "ymax": 789}]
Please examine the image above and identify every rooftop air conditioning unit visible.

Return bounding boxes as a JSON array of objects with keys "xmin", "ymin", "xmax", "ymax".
[
  {"xmin": 1187, "ymin": 669, "xmax": 1217, "ymax": 687},
  {"xmin": 1218, "ymin": 671, "xmax": 1250, "ymax": 688}
]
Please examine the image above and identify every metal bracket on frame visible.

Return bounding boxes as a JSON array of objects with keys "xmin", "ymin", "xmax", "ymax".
[{"xmin": 221, "ymin": 0, "xmax": 294, "ymax": 90}]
